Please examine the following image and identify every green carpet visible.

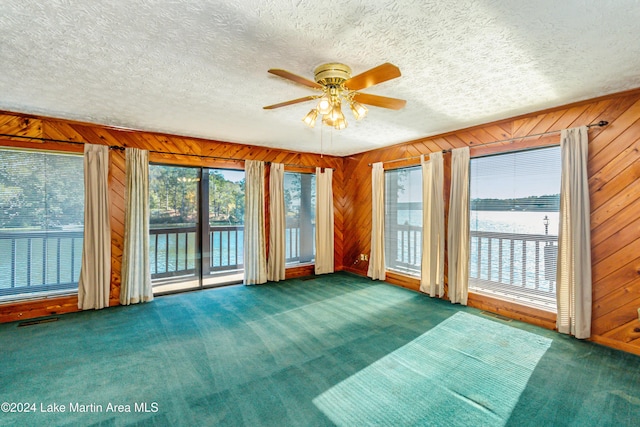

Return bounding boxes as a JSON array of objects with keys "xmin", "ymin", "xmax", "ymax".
[
  {"xmin": 0, "ymin": 272, "xmax": 639, "ymax": 426},
  {"xmin": 314, "ymin": 312, "xmax": 552, "ymax": 426}
]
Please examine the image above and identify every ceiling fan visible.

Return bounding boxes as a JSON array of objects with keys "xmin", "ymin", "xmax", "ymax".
[{"xmin": 264, "ymin": 62, "xmax": 406, "ymax": 130}]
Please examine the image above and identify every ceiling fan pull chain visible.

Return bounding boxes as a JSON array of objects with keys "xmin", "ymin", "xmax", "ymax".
[
  {"xmin": 330, "ymin": 124, "xmax": 333, "ymax": 153},
  {"xmin": 320, "ymin": 121, "xmax": 324, "ymax": 157}
]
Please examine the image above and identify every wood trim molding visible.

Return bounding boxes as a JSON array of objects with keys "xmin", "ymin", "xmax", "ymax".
[
  {"xmin": 467, "ymin": 292, "xmax": 557, "ymax": 330},
  {"xmin": 0, "ymin": 295, "xmax": 79, "ymax": 324},
  {"xmin": 285, "ymin": 264, "xmax": 315, "ymax": 279},
  {"xmin": 384, "ymin": 270, "xmax": 421, "ymax": 293},
  {"xmin": 589, "ymin": 334, "xmax": 640, "ymax": 357}
]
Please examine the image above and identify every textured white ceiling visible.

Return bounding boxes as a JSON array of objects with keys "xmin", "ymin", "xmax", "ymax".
[{"xmin": 1, "ymin": 1, "xmax": 640, "ymax": 156}]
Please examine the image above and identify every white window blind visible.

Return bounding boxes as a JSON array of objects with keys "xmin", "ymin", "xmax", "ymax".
[
  {"xmin": 385, "ymin": 166, "xmax": 422, "ymax": 276},
  {"xmin": 469, "ymin": 146, "xmax": 560, "ymax": 312},
  {"xmin": 284, "ymin": 172, "xmax": 316, "ymax": 265},
  {"xmin": 0, "ymin": 149, "xmax": 84, "ymax": 300}
]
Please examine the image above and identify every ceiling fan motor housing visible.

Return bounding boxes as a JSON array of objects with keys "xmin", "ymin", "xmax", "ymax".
[{"xmin": 314, "ymin": 63, "xmax": 352, "ymax": 86}]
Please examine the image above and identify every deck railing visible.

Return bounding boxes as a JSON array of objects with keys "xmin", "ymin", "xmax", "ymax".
[
  {"xmin": 149, "ymin": 226, "xmax": 198, "ymax": 278},
  {"xmin": 208, "ymin": 225, "xmax": 244, "ymax": 272},
  {"xmin": 386, "ymin": 224, "xmax": 422, "ymax": 275},
  {"xmin": 470, "ymin": 231, "xmax": 557, "ymax": 288},
  {"xmin": 0, "ymin": 230, "xmax": 83, "ymax": 297},
  {"xmin": 388, "ymin": 227, "xmax": 558, "ymax": 301},
  {"xmin": 469, "ymin": 230, "xmax": 558, "ymax": 309},
  {"xmin": 149, "ymin": 225, "xmax": 245, "ymax": 278},
  {"xmin": 2, "ymin": 224, "xmax": 311, "ymax": 295},
  {"xmin": 149, "ymin": 225, "xmax": 307, "ymax": 280}
]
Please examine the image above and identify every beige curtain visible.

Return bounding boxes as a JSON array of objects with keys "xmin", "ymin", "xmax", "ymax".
[
  {"xmin": 244, "ymin": 160, "xmax": 267, "ymax": 285},
  {"xmin": 315, "ymin": 167, "xmax": 334, "ymax": 275},
  {"xmin": 557, "ymin": 126, "xmax": 592, "ymax": 339},
  {"xmin": 368, "ymin": 162, "xmax": 385, "ymax": 280},
  {"xmin": 420, "ymin": 152, "xmax": 445, "ymax": 297},
  {"xmin": 267, "ymin": 163, "xmax": 286, "ymax": 281},
  {"xmin": 448, "ymin": 147, "xmax": 470, "ymax": 305},
  {"xmin": 78, "ymin": 144, "xmax": 111, "ymax": 310},
  {"xmin": 120, "ymin": 148, "xmax": 153, "ymax": 305}
]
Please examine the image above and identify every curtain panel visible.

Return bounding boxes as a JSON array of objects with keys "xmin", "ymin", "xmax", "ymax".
[
  {"xmin": 448, "ymin": 147, "xmax": 470, "ymax": 305},
  {"xmin": 315, "ymin": 167, "xmax": 334, "ymax": 275},
  {"xmin": 420, "ymin": 152, "xmax": 445, "ymax": 297},
  {"xmin": 244, "ymin": 160, "xmax": 267, "ymax": 285},
  {"xmin": 368, "ymin": 162, "xmax": 385, "ymax": 280},
  {"xmin": 78, "ymin": 144, "xmax": 111, "ymax": 310},
  {"xmin": 120, "ymin": 148, "xmax": 153, "ymax": 305},
  {"xmin": 267, "ymin": 163, "xmax": 286, "ymax": 281},
  {"xmin": 556, "ymin": 126, "xmax": 592, "ymax": 339}
]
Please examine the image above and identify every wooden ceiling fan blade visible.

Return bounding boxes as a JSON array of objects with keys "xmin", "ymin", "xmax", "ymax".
[
  {"xmin": 268, "ymin": 69, "xmax": 323, "ymax": 90},
  {"xmin": 353, "ymin": 92, "xmax": 406, "ymax": 110},
  {"xmin": 263, "ymin": 96, "xmax": 316, "ymax": 109},
  {"xmin": 344, "ymin": 63, "xmax": 401, "ymax": 91}
]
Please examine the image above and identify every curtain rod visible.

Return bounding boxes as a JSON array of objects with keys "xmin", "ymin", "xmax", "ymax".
[
  {"xmin": 0, "ymin": 133, "xmax": 326, "ymax": 170},
  {"xmin": 368, "ymin": 120, "xmax": 609, "ymax": 167}
]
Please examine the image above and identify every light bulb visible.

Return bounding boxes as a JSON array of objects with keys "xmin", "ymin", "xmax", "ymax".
[
  {"xmin": 349, "ymin": 101, "xmax": 368, "ymax": 120},
  {"xmin": 317, "ymin": 96, "xmax": 332, "ymax": 115},
  {"xmin": 333, "ymin": 117, "xmax": 347, "ymax": 130},
  {"xmin": 322, "ymin": 114, "xmax": 334, "ymax": 127},
  {"xmin": 328, "ymin": 101, "xmax": 344, "ymax": 122},
  {"xmin": 302, "ymin": 109, "xmax": 318, "ymax": 128}
]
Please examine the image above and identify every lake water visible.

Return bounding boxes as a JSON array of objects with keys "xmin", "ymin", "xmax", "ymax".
[
  {"xmin": 391, "ymin": 210, "xmax": 559, "ymax": 295},
  {"xmin": 2, "ymin": 211, "xmax": 559, "ymax": 294},
  {"xmin": 471, "ymin": 210, "xmax": 559, "ymax": 236},
  {"xmin": 398, "ymin": 209, "xmax": 559, "ymax": 235}
]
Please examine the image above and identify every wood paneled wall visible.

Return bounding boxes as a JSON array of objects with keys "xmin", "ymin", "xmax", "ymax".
[
  {"xmin": 342, "ymin": 88, "xmax": 640, "ymax": 355},
  {"xmin": 2, "ymin": 87, "xmax": 640, "ymax": 357},
  {"xmin": 0, "ymin": 113, "xmax": 344, "ymax": 322}
]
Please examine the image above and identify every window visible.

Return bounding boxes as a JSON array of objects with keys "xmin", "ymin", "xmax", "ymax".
[
  {"xmin": 284, "ymin": 172, "xmax": 315, "ymax": 265},
  {"xmin": 206, "ymin": 169, "xmax": 245, "ymax": 276},
  {"xmin": 148, "ymin": 165, "xmax": 199, "ymax": 289},
  {"xmin": 385, "ymin": 166, "xmax": 422, "ymax": 276},
  {"xmin": 469, "ymin": 146, "xmax": 560, "ymax": 311},
  {"xmin": 148, "ymin": 165, "xmax": 245, "ymax": 293},
  {"xmin": 0, "ymin": 148, "xmax": 84, "ymax": 301}
]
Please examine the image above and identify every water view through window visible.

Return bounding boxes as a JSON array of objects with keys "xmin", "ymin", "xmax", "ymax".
[
  {"xmin": 149, "ymin": 165, "xmax": 245, "ymax": 293},
  {"xmin": 384, "ymin": 166, "xmax": 422, "ymax": 276},
  {"xmin": 469, "ymin": 146, "xmax": 561, "ymax": 311},
  {"xmin": 0, "ymin": 149, "xmax": 84, "ymax": 301}
]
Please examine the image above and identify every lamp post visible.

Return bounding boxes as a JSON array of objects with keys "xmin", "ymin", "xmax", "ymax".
[{"xmin": 543, "ymin": 215, "xmax": 550, "ymax": 248}]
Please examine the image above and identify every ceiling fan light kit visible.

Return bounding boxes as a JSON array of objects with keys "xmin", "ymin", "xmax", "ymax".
[{"xmin": 264, "ymin": 62, "xmax": 406, "ymax": 130}]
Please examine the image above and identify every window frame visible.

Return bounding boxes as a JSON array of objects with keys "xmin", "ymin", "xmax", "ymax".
[
  {"xmin": 284, "ymin": 171, "xmax": 316, "ymax": 266},
  {"xmin": 0, "ymin": 147, "xmax": 85, "ymax": 302},
  {"xmin": 148, "ymin": 163, "xmax": 247, "ymax": 295},
  {"xmin": 467, "ymin": 146, "xmax": 561, "ymax": 312},
  {"xmin": 384, "ymin": 165, "xmax": 423, "ymax": 277}
]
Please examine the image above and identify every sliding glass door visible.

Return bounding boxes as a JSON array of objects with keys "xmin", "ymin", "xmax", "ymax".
[
  {"xmin": 148, "ymin": 165, "xmax": 245, "ymax": 294},
  {"xmin": 202, "ymin": 169, "xmax": 245, "ymax": 286},
  {"xmin": 149, "ymin": 165, "xmax": 200, "ymax": 293}
]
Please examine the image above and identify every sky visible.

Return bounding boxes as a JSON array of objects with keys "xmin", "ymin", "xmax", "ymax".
[
  {"xmin": 470, "ymin": 146, "xmax": 561, "ymax": 199},
  {"xmin": 389, "ymin": 146, "xmax": 561, "ymax": 203},
  {"xmin": 215, "ymin": 169, "xmax": 245, "ymax": 183}
]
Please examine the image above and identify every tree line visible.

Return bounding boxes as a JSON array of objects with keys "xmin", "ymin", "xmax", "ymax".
[
  {"xmin": 471, "ymin": 194, "xmax": 560, "ymax": 211},
  {"xmin": 149, "ymin": 167, "xmax": 245, "ymax": 225},
  {"xmin": 0, "ymin": 151, "xmax": 84, "ymax": 229}
]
